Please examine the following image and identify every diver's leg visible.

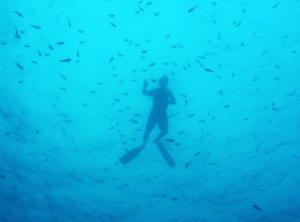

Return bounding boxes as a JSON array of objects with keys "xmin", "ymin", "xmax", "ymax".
[
  {"xmin": 154, "ymin": 114, "xmax": 168, "ymax": 143},
  {"xmin": 142, "ymin": 114, "xmax": 157, "ymax": 148}
]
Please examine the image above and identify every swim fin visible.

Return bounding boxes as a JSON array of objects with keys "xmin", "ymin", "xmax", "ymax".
[
  {"xmin": 119, "ymin": 146, "xmax": 144, "ymax": 164},
  {"xmin": 155, "ymin": 141, "xmax": 175, "ymax": 168}
]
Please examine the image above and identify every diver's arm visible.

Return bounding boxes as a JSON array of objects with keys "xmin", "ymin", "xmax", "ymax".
[{"xmin": 142, "ymin": 79, "xmax": 151, "ymax": 96}]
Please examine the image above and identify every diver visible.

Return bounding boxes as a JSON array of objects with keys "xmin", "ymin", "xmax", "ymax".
[
  {"xmin": 141, "ymin": 75, "xmax": 176, "ymax": 148},
  {"xmin": 119, "ymin": 75, "xmax": 176, "ymax": 166}
]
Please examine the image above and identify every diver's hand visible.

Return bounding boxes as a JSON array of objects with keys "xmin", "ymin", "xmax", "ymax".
[{"xmin": 143, "ymin": 79, "xmax": 149, "ymax": 87}]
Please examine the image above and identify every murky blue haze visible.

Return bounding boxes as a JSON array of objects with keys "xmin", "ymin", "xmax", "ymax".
[{"xmin": 1, "ymin": 1, "xmax": 300, "ymax": 221}]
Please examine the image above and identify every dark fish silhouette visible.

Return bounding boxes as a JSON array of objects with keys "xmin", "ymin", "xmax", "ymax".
[
  {"xmin": 235, "ymin": 22, "xmax": 241, "ymax": 28},
  {"xmin": 253, "ymin": 204, "xmax": 263, "ymax": 212},
  {"xmin": 13, "ymin": 11, "xmax": 23, "ymax": 18},
  {"xmin": 193, "ymin": 151, "xmax": 201, "ymax": 156},
  {"xmin": 60, "ymin": 59, "xmax": 71, "ymax": 62},
  {"xmin": 184, "ymin": 163, "xmax": 189, "ymax": 169},
  {"xmin": 109, "ymin": 22, "xmax": 116, "ymax": 27},
  {"xmin": 204, "ymin": 68, "xmax": 214, "ymax": 72},
  {"xmin": 31, "ymin": 25, "xmax": 41, "ymax": 29},
  {"xmin": 188, "ymin": 5, "xmax": 197, "ymax": 12},
  {"xmin": 15, "ymin": 62, "xmax": 23, "ymax": 70},
  {"xmin": 272, "ymin": 2, "xmax": 280, "ymax": 8},
  {"xmin": 14, "ymin": 26, "xmax": 21, "ymax": 38}
]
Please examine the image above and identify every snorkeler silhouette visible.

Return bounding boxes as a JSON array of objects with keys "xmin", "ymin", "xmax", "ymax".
[{"xmin": 119, "ymin": 75, "xmax": 177, "ymax": 167}]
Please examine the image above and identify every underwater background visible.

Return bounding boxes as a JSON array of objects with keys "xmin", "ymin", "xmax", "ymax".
[{"xmin": 1, "ymin": 0, "xmax": 300, "ymax": 221}]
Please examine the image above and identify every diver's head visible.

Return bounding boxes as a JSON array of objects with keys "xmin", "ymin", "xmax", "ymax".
[{"xmin": 159, "ymin": 75, "xmax": 168, "ymax": 88}]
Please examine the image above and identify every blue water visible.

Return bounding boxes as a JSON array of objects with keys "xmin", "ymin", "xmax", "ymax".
[{"xmin": 1, "ymin": 1, "xmax": 300, "ymax": 221}]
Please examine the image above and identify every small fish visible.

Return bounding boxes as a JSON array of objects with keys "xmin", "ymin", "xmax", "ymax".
[
  {"xmin": 68, "ymin": 19, "xmax": 71, "ymax": 27},
  {"xmin": 272, "ymin": 2, "xmax": 280, "ymax": 8},
  {"xmin": 165, "ymin": 139, "xmax": 175, "ymax": 142},
  {"xmin": 0, "ymin": 174, "xmax": 6, "ymax": 179},
  {"xmin": 139, "ymin": 6, "xmax": 144, "ymax": 11},
  {"xmin": 195, "ymin": 58, "xmax": 203, "ymax": 67},
  {"xmin": 150, "ymin": 79, "xmax": 156, "ymax": 82},
  {"xmin": 253, "ymin": 204, "xmax": 263, "ymax": 212},
  {"xmin": 193, "ymin": 151, "xmax": 201, "ymax": 156},
  {"xmin": 154, "ymin": 12, "xmax": 159, "ymax": 16},
  {"xmin": 60, "ymin": 74, "xmax": 66, "ymax": 79},
  {"xmin": 77, "ymin": 50, "xmax": 79, "ymax": 58},
  {"xmin": 187, "ymin": 114, "xmax": 194, "ymax": 118},
  {"xmin": 108, "ymin": 14, "xmax": 115, "ymax": 17},
  {"xmin": 13, "ymin": 11, "xmax": 23, "ymax": 18},
  {"xmin": 148, "ymin": 62, "xmax": 155, "ymax": 67},
  {"xmin": 130, "ymin": 119, "xmax": 138, "ymax": 124},
  {"xmin": 261, "ymin": 50, "xmax": 268, "ymax": 55},
  {"xmin": 170, "ymin": 198, "xmax": 178, "ymax": 201},
  {"xmin": 224, "ymin": 105, "xmax": 230, "ymax": 108},
  {"xmin": 23, "ymin": 45, "xmax": 30, "ymax": 47},
  {"xmin": 1, "ymin": 42, "xmax": 7, "ymax": 45},
  {"xmin": 188, "ymin": 5, "xmax": 198, "ymax": 12},
  {"xmin": 49, "ymin": 45, "xmax": 54, "ymax": 50},
  {"xmin": 78, "ymin": 30, "xmax": 83, "ymax": 33},
  {"xmin": 31, "ymin": 25, "xmax": 41, "ymax": 29},
  {"xmin": 109, "ymin": 22, "xmax": 116, "ymax": 27},
  {"xmin": 15, "ymin": 62, "xmax": 24, "ymax": 70},
  {"xmin": 204, "ymin": 68, "xmax": 214, "ymax": 72},
  {"xmin": 184, "ymin": 163, "xmax": 189, "ymax": 169},
  {"xmin": 14, "ymin": 26, "xmax": 21, "ymax": 38},
  {"xmin": 56, "ymin": 42, "xmax": 65, "ymax": 45},
  {"xmin": 235, "ymin": 22, "xmax": 241, "ymax": 28},
  {"xmin": 60, "ymin": 59, "xmax": 71, "ymax": 62}
]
